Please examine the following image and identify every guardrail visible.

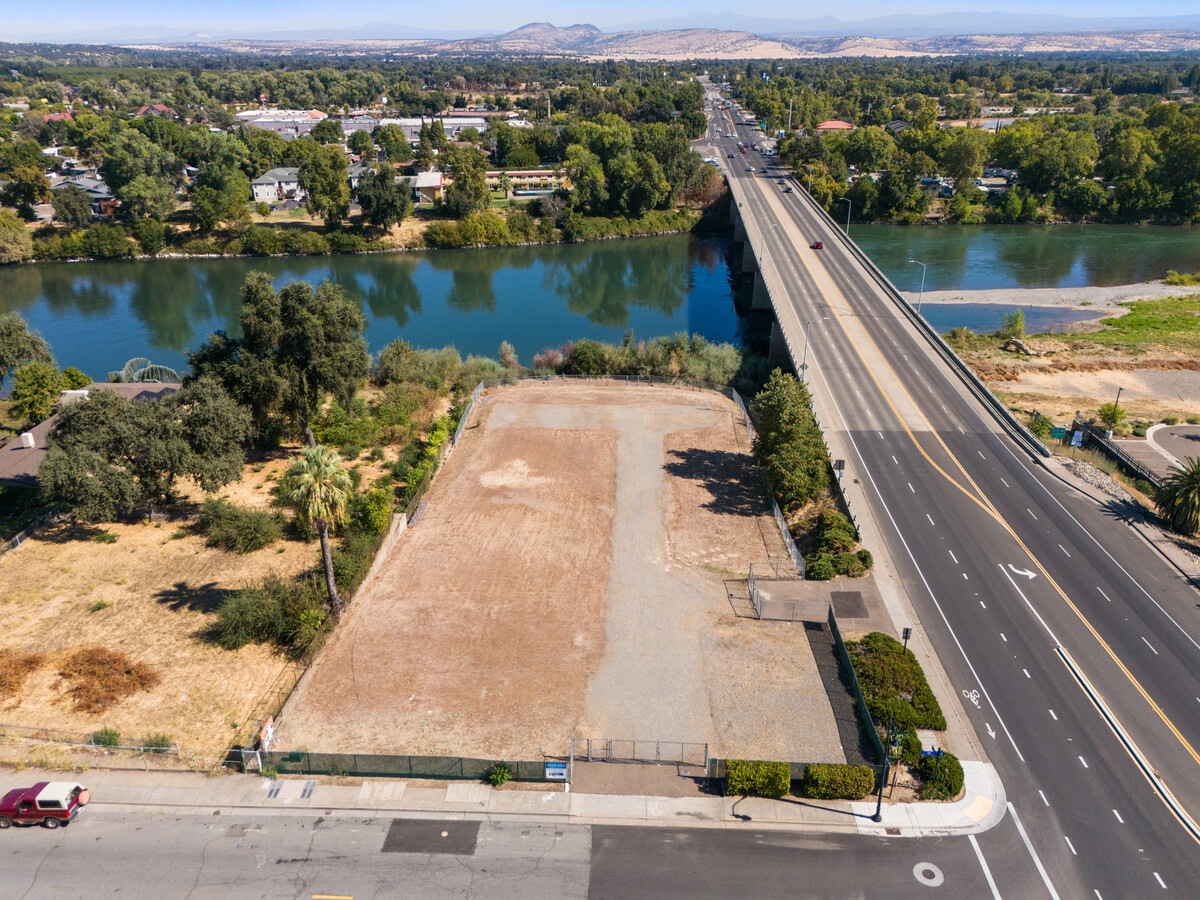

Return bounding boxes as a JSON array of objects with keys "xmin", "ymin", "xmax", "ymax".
[
  {"xmin": 789, "ymin": 183, "xmax": 1050, "ymax": 461},
  {"xmin": 1073, "ymin": 421, "xmax": 1163, "ymax": 489}
]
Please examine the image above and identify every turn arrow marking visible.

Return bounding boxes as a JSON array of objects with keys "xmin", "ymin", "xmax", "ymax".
[
  {"xmin": 1007, "ymin": 564, "xmax": 1037, "ymax": 580},
  {"xmin": 986, "ymin": 724, "xmax": 996, "ymax": 739}
]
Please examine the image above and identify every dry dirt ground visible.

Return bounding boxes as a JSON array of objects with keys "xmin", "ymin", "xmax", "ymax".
[
  {"xmin": 0, "ymin": 450, "xmax": 315, "ymax": 751},
  {"xmin": 277, "ymin": 383, "xmax": 845, "ymax": 763}
]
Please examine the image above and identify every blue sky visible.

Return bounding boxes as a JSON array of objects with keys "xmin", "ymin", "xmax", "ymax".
[{"xmin": 5, "ymin": 1, "xmax": 1199, "ymax": 38}]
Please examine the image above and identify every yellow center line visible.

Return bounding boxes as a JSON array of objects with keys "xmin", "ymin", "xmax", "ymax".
[{"xmin": 763, "ymin": 184, "xmax": 1200, "ymax": 773}]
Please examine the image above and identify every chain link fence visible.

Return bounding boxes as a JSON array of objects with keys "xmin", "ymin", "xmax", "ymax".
[
  {"xmin": 570, "ymin": 736, "xmax": 709, "ymax": 768},
  {"xmin": 262, "ymin": 751, "xmax": 551, "ymax": 782}
]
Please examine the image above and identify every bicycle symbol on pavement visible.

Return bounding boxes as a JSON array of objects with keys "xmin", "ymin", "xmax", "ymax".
[{"xmin": 962, "ymin": 689, "xmax": 981, "ymax": 709}]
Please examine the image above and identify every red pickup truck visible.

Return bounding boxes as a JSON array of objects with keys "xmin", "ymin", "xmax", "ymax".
[{"xmin": 0, "ymin": 782, "xmax": 89, "ymax": 828}]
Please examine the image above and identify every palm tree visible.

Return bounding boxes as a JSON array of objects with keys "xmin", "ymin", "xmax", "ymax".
[
  {"xmin": 497, "ymin": 172, "xmax": 513, "ymax": 201},
  {"xmin": 281, "ymin": 445, "xmax": 353, "ymax": 621},
  {"xmin": 1156, "ymin": 456, "xmax": 1200, "ymax": 536}
]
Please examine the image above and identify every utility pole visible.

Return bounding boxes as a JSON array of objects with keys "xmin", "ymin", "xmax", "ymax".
[{"xmin": 787, "ymin": 98, "xmax": 793, "ymax": 132}]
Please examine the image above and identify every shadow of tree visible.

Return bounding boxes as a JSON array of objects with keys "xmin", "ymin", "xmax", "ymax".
[
  {"xmin": 662, "ymin": 447, "xmax": 770, "ymax": 518},
  {"xmin": 154, "ymin": 580, "xmax": 235, "ymax": 615}
]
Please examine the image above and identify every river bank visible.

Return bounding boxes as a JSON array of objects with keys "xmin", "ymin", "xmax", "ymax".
[{"xmin": 901, "ymin": 280, "xmax": 1200, "ymax": 325}]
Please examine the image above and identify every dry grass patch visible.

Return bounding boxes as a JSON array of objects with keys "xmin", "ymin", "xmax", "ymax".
[
  {"xmin": 57, "ymin": 646, "xmax": 161, "ymax": 714},
  {"xmin": 0, "ymin": 649, "xmax": 45, "ymax": 700}
]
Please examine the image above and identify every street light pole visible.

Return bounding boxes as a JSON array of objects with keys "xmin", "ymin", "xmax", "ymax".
[
  {"xmin": 801, "ymin": 316, "xmax": 829, "ymax": 381},
  {"xmin": 838, "ymin": 197, "xmax": 851, "ymax": 235},
  {"xmin": 806, "ymin": 164, "xmax": 814, "ymax": 194},
  {"xmin": 909, "ymin": 259, "xmax": 927, "ymax": 312}
]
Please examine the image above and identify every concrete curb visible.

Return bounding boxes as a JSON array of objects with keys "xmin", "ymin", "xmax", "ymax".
[{"xmin": 4, "ymin": 762, "xmax": 1007, "ymax": 839}]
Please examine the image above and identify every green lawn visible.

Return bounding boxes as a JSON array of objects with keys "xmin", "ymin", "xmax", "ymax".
[{"xmin": 1058, "ymin": 297, "xmax": 1200, "ymax": 354}]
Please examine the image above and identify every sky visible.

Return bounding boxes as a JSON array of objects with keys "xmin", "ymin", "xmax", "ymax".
[{"xmin": 4, "ymin": 0, "xmax": 1199, "ymax": 39}]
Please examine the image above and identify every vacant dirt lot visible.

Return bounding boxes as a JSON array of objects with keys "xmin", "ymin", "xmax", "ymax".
[
  {"xmin": 0, "ymin": 452, "xmax": 314, "ymax": 751},
  {"xmin": 278, "ymin": 383, "xmax": 844, "ymax": 763}
]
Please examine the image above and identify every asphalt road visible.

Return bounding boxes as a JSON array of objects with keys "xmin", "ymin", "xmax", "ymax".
[
  {"xmin": 2, "ymin": 810, "xmax": 1053, "ymax": 899},
  {"xmin": 702, "ymin": 82, "xmax": 1200, "ymax": 896}
]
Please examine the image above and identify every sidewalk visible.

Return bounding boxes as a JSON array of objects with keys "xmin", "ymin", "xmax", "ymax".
[{"xmin": 0, "ymin": 761, "xmax": 1004, "ymax": 838}]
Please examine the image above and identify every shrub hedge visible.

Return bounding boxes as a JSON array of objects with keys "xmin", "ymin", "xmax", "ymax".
[
  {"xmin": 211, "ymin": 575, "xmax": 327, "ymax": 657},
  {"xmin": 196, "ymin": 496, "xmax": 283, "ymax": 554},
  {"xmin": 916, "ymin": 752, "xmax": 964, "ymax": 800},
  {"xmin": 800, "ymin": 763, "xmax": 876, "ymax": 800},
  {"xmin": 725, "ymin": 759, "xmax": 792, "ymax": 798},
  {"xmin": 847, "ymin": 632, "xmax": 947, "ymax": 732}
]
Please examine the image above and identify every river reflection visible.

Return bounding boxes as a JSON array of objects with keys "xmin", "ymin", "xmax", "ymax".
[{"xmin": 0, "ymin": 233, "xmax": 741, "ymax": 379}]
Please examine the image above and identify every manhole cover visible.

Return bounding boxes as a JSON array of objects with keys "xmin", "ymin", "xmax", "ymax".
[{"xmin": 913, "ymin": 862, "xmax": 945, "ymax": 887}]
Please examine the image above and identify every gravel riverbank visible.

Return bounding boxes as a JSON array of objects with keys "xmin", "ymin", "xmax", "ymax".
[{"xmin": 899, "ymin": 280, "xmax": 1200, "ymax": 320}]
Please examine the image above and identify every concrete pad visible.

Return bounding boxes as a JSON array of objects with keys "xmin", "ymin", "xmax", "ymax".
[
  {"xmin": 644, "ymin": 797, "xmax": 722, "ymax": 822},
  {"xmin": 307, "ymin": 785, "xmax": 360, "ymax": 807},
  {"xmin": 571, "ymin": 792, "xmax": 649, "ymax": 820},
  {"xmin": 357, "ymin": 780, "xmax": 407, "ymax": 807}
]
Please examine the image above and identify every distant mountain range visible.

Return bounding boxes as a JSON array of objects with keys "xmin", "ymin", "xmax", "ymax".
[
  {"xmin": 10, "ymin": 12, "xmax": 1200, "ymax": 45},
  {"xmin": 114, "ymin": 21, "xmax": 1200, "ymax": 61}
]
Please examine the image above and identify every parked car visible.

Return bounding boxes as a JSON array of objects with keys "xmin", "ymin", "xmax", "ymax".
[
  {"xmin": 810, "ymin": 240, "xmax": 823, "ymax": 249},
  {"xmin": 0, "ymin": 782, "xmax": 89, "ymax": 828}
]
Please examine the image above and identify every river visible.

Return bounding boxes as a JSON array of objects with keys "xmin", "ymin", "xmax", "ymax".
[{"xmin": 0, "ymin": 225, "xmax": 1196, "ymax": 379}]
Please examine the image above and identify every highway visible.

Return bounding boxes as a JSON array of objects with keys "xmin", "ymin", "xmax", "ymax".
[{"xmin": 702, "ymin": 83, "xmax": 1200, "ymax": 896}]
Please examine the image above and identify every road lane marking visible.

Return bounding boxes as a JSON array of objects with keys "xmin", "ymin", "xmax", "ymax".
[
  {"xmin": 1142, "ymin": 636, "xmax": 1159, "ymax": 656},
  {"xmin": 1049, "ymin": 709, "xmax": 1057, "ymax": 720},
  {"xmin": 948, "ymin": 549, "xmax": 958, "ymax": 563},
  {"xmin": 1009, "ymin": 803, "xmax": 1061, "ymax": 899},
  {"xmin": 908, "ymin": 482, "xmax": 915, "ymax": 492},
  {"xmin": 980, "ymin": 600, "xmax": 986, "ymax": 608},
  {"xmin": 1154, "ymin": 872, "xmax": 1166, "ymax": 889},
  {"xmin": 927, "ymin": 514, "xmax": 935, "ymax": 526},
  {"xmin": 1027, "ymin": 508, "xmax": 1038, "ymax": 519},
  {"xmin": 1098, "ymin": 587, "xmax": 1113, "ymax": 602},
  {"xmin": 978, "ymin": 450, "xmax": 986, "ymax": 459},
  {"xmin": 999, "ymin": 565, "xmax": 1062, "ymax": 645},
  {"xmin": 892, "ymin": 455, "xmax": 898, "ymax": 465},
  {"xmin": 1114, "ymin": 809, "xmax": 1124, "ymax": 823},
  {"xmin": 1000, "ymin": 477, "xmax": 1009, "ymax": 487},
  {"xmin": 1059, "ymin": 544, "xmax": 1071, "ymax": 557},
  {"xmin": 1079, "ymin": 756, "xmax": 1088, "ymax": 768},
  {"xmin": 963, "ymin": 573, "xmax": 969, "ymax": 580},
  {"xmin": 1039, "ymin": 790, "xmax": 1049, "ymax": 806},
  {"xmin": 968, "ymin": 835, "xmax": 1002, "ymax": 900},
  {"xmin": 1000, "ymin": 632, "xmax": 1006, "ymax": 641},
  {"xmin": 1023, "ymin": 668, "xmax": 1031, "ymax": 679},
  {"xmin": 1064, "ymin": 835, "xmax": 1077, "ymax": 855}
]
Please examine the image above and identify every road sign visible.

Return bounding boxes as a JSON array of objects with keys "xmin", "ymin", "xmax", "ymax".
[
  {"xmin": 545, "ymin": 761, "xmax": 568, "ymax": 781},
  {"xmin": 1052, "ymin": 427, "xmax": 1066, "ymax": 439}
]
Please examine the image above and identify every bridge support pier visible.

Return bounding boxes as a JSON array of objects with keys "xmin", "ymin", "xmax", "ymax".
[
  {"xmin": 732, "ymin": 212, "xmax": 746, "ymax": 243},
  {"xmin": 741, "ymin": 242, "xmax": 758, "ymax": 274},
  {"xmin": 769, "ymin": 320, "xmax": 791, "ymax": 367},
  {"xmin": 751, "ymin": 270, "xmax": 772, "ymax": 310}
]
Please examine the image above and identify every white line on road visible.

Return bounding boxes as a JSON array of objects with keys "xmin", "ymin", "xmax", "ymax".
[
  {"xmin": 1098, "ymin": 587, "xmax": 1113, "ymax": 602},
  {"xmin": 999, "ymin": 565, "xmax": 1063, "ymax": 645},
  {"xmin": 963, "ymin": 573, "xmax": 969, "ymax": 580},
  {"xmin": 949, "ymin": 550, "xmax": 958, "ymax": 564},
  {"xmin": 1009, "ymin": 803, "xmax": 1061, "ymax": 899},
  {"xmin": 1079, "ymin": 756, "xmax": 1089, "ymax": 769},
  {"xmin": 1023, "ymin": 668, "xmax": 1031, "ymax": 679},
  {"xmin": 891, "ymin": 455, "xmax": 898, "ymax": 465},
  {"xmin": 1095, "ymin": 891, "xmax": 1103, "ymax": 900},
  {"xmin": 1113, "ymin": 809, "xmax": 1124, "ymax": 823},
  {"xmin": 1000, "ymin": 633, "xmax": 1007, "ymax": 642},
  {"xmin": 1049, "ymin": 709, "xmax": 1058, "ymax": 720},
  {"xmin": 1059, "ymin": 544, "xmax": 1071, "ymax": 557},
  {"xmin": 1142, "ymin": 636, "xmax": 1159, "ymax": 655},
  {"xmin": 877, "ymin": 431, "xmax": 883, "ymax": 439},
  {"xmin": 1027, "ymin": 508, "xmax": 1038, "ymax": 520},
  {"xmin": 908, "ymin": 482, "xmax": 915, "ymax": 493},
  {"xmin": 927, "ymin": 514, "xmax": 935, "ymax": 526},
  {"xmin": 1064, "ymin": 835, "xmax": 1077, "ymax": 855},
  {"xmin": 968, "ymin": 834, "xmax": 1002, "ymax": 900},
  {"xmin": 1000, "ymin": 477, "xmax": 1009, "ymax": 487},
  {"xmin": 978, "ymin": 450, "xmax": 986, "ymax": 459},
  {"xmin": 1154, "ymin": 872, "xmax": 1166, "ymax": 889},
  {"xmin": 980, "ymin": 600, "xmax": 986, "ymax": 608},
  {"xmin": 1039, "ymin": 790, "xmax": 1049, "ymax": 806}
]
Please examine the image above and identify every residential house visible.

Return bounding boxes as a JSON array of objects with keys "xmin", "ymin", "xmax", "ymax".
[
  {"xmin": 405, "ymin": 171, "xmax": 443, "ymax": 204},
  {"xmin": 251, "ymin": 167, "xmax": 304, "ymax": 203},
  {"xmin": 885, "ymin": 120, "xmax": 911, "ymax": 134},
  {"xmin": 51, "ymin": 175, "xmax": 115, "ymax": 215},
  {"xmin": 348, "ymin": 161, "xmax": 374, "ymax": 190},
  {"xmin": 815, "ymin": 120, "xmax": 855, "ymax": 132},
  {"xmin": 138, "ymin": 104, "xmax": 177, "ymax": 118}
]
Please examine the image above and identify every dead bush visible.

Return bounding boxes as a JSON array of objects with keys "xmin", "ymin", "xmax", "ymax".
[
  {"xmin": 57, "ymin": 646, "xmax": 161, "ymax": 713},
  {"xmin": 0, "ymin": 649, "xmax": 46, "ymax": 700}
]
